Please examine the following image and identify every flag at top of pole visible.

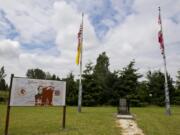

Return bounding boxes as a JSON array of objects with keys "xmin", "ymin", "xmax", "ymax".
[
  {"xmin": 76, "ymin": 14, "xmax": 83, "ymax": 65},
  {"xmin": 158, "ymin": 7, "xmax": 164, "ymax": 54}
]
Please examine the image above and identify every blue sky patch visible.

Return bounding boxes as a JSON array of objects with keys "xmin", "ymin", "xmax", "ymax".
[
  {"xmin": 68, "ymin": 0, "xmax": 134, "ymax": 40},
  {"xmin": 88, "ymin": 0, "xmax": 118, "ymax": 39},
  {"xmin": 0, "ymin": 9, "xmax": 19, "ymax": 40},
  {"xmin": 170, "ymin": 13, "xmax": 180, "ymax": 24}
]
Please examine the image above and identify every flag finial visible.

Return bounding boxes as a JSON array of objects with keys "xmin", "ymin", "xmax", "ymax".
[
  {"xmin": 158, "ymin": 7, "xmax": 161, "ymax": 12},
  {"xmin": 81, "ymin": 12, "xmax": 84, "ymax": 25}
]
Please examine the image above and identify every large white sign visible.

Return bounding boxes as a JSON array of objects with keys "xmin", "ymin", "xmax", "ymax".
[{"xmin": 10, "ymin": 77, "xmax": 66, "ymax": 106}]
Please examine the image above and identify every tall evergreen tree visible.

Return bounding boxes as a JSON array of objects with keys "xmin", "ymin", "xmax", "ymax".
[
  {"xmin": 26, "ymin": 68, "xmax": 61, "ymax": 81},
  {"xmin": 136, "ymin": 81, "xmax": 150, "ymax": 104},
  {"xmin": 64, "ymin": 72, "xmax": 78, "ymax": 105},
  {"xmin": 0, "ymin": 66, "xmax": 6, "ymax": 80},
  {"xmin": 0, "ymin": 66, "xmax": 8, "ymax": 90},
  {"xmin": 93, "ymin": 52, "xmax": 110, "ymax": 104},
  {"xmin": 94, "ymin": 52, "xmax": 110, "ymax": 79},
  {"xmin": 176, "ymin": 71, "xmax": 180, "ymax": 89},
  {"xmin": 146, "ymin": 70, "xmax": 175, "ymax": 105},
  {"xmin": 119, "ymin": 61, "xmax": 141, "ymax": 99},
  {"xmin": 26, "ymin": 68, "xmax": 46, "ymax": 79},
  {"xmin": 174, "ymin": 70, "xmax": 180, "ymax": 104},
  {"xmin": 105, "ymin": 71, "xmax": 120, "ymax": 105},
  {"xmin": 82, "ymin": 62, "xmax": 98, "ymax": 106}
]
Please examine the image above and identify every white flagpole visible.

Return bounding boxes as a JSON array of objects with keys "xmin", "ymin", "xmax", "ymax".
[
  {"xmin": 163, "ymin": 51, "xmax": 171, "ymax": 115},
  {"xmin": 159, "ymin": 7, "xmax": 171, "ymax": 115},
  {"xmin": 78, "ymin": 13, "xmax": 84, "ymax": 113}
]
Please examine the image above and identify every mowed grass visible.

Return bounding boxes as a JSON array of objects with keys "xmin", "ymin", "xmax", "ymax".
[
  {"xmin": 0, "ymin": 105, "xmax": 120, "ymax": 135},
  {"xmin": 1, "ymin": 105, "xmax": 180, "ymax": 135},
  {"xmin": 132, "ymin": 106, "xmax": 180, "ymax": 135}
]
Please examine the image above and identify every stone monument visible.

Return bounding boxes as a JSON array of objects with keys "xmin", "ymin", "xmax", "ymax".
[{"xmin": 118, "ymin": 98, "xmax": 130, "ymax": 114}]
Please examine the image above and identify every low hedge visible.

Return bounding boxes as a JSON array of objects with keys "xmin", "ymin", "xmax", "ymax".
[{"xmin": 0, "ymin": 90, "xmax": 9, "ymax": 103}]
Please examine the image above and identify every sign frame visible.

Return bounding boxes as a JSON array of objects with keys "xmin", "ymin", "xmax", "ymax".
[
  {"xmin": 10, "ymin": 76, "xmax": 66, "ymax": 107},
  {"xmin": 4, "ymin": 74, "xmax": 66, "ymax": 135}
]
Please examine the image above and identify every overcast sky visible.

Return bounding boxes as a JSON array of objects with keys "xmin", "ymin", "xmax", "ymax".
[{"xmin": 0, "ymin": 0, "xmax": 179, "ymax": 82}]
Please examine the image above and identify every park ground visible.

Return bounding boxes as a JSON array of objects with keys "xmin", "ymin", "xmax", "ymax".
[{"xmin": 0, "ymin": 105, "xmax": 180, "ymax": 135}]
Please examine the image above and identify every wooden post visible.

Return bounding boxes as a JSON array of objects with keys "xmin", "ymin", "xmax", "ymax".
[
  {"xmin": 4, "ymin": 74, "xmax": 14, "ymax": 135},
  {"xmin": 62, "ymin": 106, "xmax": 66, "ymax": 129}
]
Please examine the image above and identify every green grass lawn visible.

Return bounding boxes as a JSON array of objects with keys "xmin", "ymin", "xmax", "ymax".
[
  {"xmin": 1, "ymin": 105, "xmax": 180, "ymax": 135},
  {"xmin": 132, "ymin": 106, "xmax": 180, "ymax": 135},
  {"xmin": 0, "ymin": 105, "xmax": 120, "ymax": 135}
]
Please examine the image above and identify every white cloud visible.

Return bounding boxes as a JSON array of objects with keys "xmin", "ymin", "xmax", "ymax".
[
  {"xmin": 0, "ymin": 0, "xmax": 55, "ymax": 44},
  {"xmin": 103, "ymin": 0, "xmax": 180, "ymax": 80},
  {"xmin": 52, "ymin": 1, "xmax": 101, "ymax": 74},
  {"xmin": 0, "ymin": 0, "xmax": 179, "ymax": 82},
  {"xmin": 0, "ymin": 0, "xmax": 102, "ymax": 80},
  {"xmin": 0, "ymin": 39, "xmax": 20, "ymax": 58},
  {"xmin": 53, "ymin": 1, "xmax": 99, "ymax": 51}
]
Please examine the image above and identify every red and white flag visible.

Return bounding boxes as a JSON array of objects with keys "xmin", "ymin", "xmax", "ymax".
[{"xmin": 158, "ymin": 9, "xmax": 164, "ymax": 54}]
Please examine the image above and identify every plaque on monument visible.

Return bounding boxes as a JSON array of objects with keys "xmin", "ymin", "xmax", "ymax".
[{"xmin": 118, "ymin": 98, "xmax": 130, "ymax": 114}]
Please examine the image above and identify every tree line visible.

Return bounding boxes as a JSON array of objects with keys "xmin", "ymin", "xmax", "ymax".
[{"xmin": 1, "ymin": 52, "xmax": 180, "ymax": 106}]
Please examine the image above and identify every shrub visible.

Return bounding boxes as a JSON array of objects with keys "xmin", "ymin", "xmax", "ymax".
[{"xmin": 0, "ymin": 91, "xmax": 9, "ymax": 103}]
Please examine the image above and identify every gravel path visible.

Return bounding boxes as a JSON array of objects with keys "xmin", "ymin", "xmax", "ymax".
[{"xmin": 117, "ymin": 119, "xmax": 145, "ymax": 135}]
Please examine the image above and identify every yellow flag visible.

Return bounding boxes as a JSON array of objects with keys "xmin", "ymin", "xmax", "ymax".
[
  {"xmin": 76, "ymin": 24, "xmax": 83, "ymax": 65},
  {"xmin": 76, "ymin": 43, "xmax": 81, "ymax": 65}
]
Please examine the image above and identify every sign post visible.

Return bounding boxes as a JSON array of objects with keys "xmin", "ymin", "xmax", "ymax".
[
  {"xmin": 4, "ymin": 74, "xmax": 14, "ymax": 135},
  {"xmin": 62, "ymin": 105, "xmax": 66, "ymax": 129}
]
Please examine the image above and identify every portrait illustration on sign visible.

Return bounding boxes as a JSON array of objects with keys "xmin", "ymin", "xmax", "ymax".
[
  {"xmin": 35, "ymin": 86, "xmax": 59, "ymax": 106},
  {"xmin": 10, "ymin": 78, "xmax": 66, "ymax": 106}
]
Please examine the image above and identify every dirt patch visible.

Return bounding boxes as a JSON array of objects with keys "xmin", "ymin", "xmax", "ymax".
[{"xmin": 117, "ymin": 119, "xmax": 144, "ymax": 135}]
